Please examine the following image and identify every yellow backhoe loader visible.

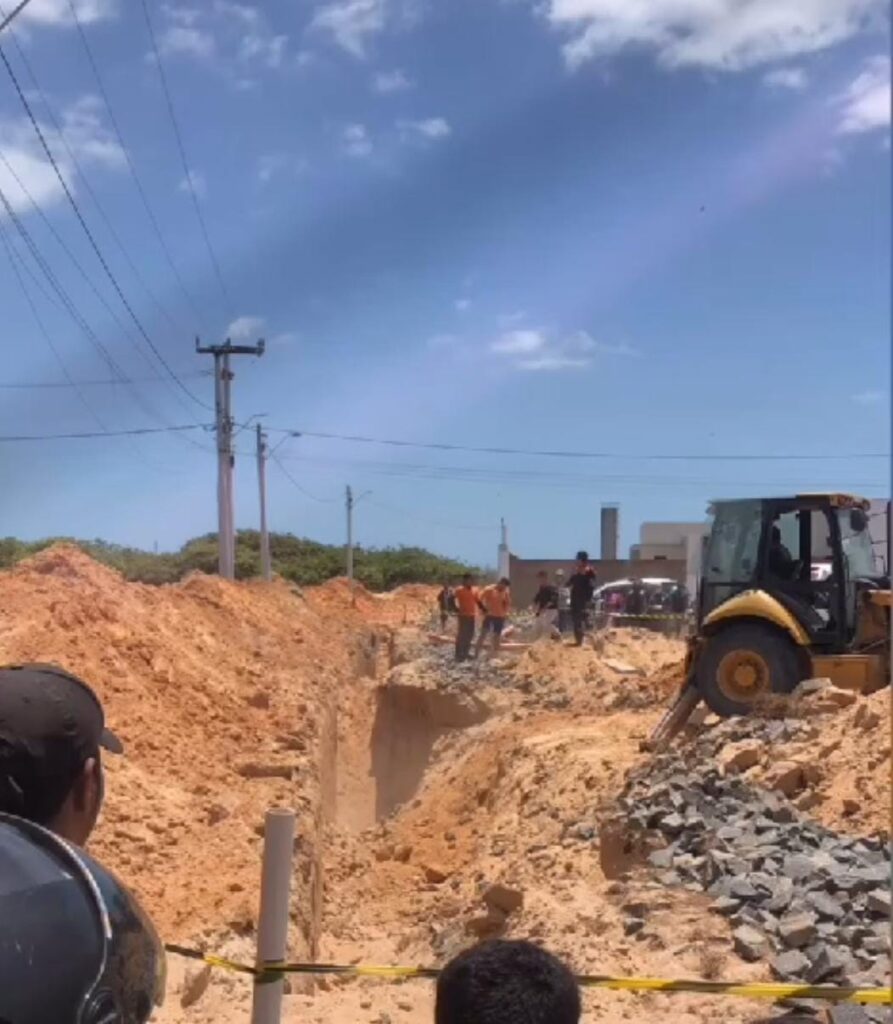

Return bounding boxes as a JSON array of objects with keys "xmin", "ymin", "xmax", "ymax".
[{"xmin": 647, "ymin": 493, "xmax": 890, "ymax": 750}]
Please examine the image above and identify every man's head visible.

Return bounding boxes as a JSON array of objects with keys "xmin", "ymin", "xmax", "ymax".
[
  {"xmin": 462, "ymin": 573, "xmax": 474, "ymax": 587},
  {"xmin": 0, "ymin": 664, "xmax": 123, "ymax": 846},
  {"xmin": 497, "ymin": 577, "xmax": 510, "ymax": 591},
  {"xmin": 575, "ymin": 550, "xmax": 589, "ymax": 568},
  {"xmin": 555, "ymin": 569, "xmax": 565, "ymax": 581},
  {"xmin": 435, "ymin": 940, "xmax": 581, "ymax": 1024}
]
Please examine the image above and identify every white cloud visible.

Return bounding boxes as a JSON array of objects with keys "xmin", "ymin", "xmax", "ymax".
[
  {"xmin": 158, "ymin": 23, "xmax": 216, "ymax": 59},
  {"xmin": 240, "ymin": 31, "xmax": 288, "ymax": 68},
  {"xmin": 454, "ymin": 298, "xmax": 471, "ymax": 312},
  {"xmin": 60, "ymin": 95, "xmax": 125, "ymax": 169},
  {"xmin": 373, "ymin": 68, "xmax": 412, "ymax": 93},
  {"xmin": 836, "ymin": 55, "xmax": 890, "ymax": 134},
  {"xmin": 227, "ymin": 315, "xmax": 266, "ymax": 341},
  {"xmin": 178, "ymin": 169, "xmax": 207, "ymax": 198},
  {"xmin": 311, "ymin": 0, "xmax": 386, "ymax": 57},
  {"xmin": 257, "ymin": 152, "xmax": 308, "ymax": 184},
  {"xmin": 852, "ymin": 389, "xmax": 887, "ymax": 405},
  {"xmin": 398, "ymin": 117, "xmax": 451, "ymax": 140},
  {"xmin": 342, "ymin": 122, "xmax": 372, "ymax": 157},
  {"xmin": 491, "ymin": 329, "xmax": 547, "ymax": 355},
  {"xmin": 543, "ymin": 0, "xmax": 884, "ymax": 73},
  {"xmin": 490, "ymin": 327, "xmax": 637, "ymax": 370},
  {"xmin": 0, "ymin": 96, "xmax": 124, "ymax": 217},
  {"xmin": 763, "ymin": 66, "xmax": 808, "ymax": 90},
  {"xmin": 17, "ymin": 0, "xmax": 116, "ymax": 26}
]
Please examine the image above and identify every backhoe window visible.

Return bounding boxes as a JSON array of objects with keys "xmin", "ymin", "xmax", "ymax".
[
  {"xmin": 703, "ymin": 500, "xmax": 763, "ymax": 583},
  {"xmin": 838, "ymin": 509, "xmax": 877, "ymax": 578}
]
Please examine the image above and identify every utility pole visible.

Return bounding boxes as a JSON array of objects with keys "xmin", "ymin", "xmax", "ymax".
[
  {"xmin": 256, "ymin": 423, "xmax": 272, "ymax": 581},
  {"xmin": 345, "ymin": 485, "xmax": 370, "ymax": 604},
  {"xmin": 196, "ymin": 337, "xmax": 265, "ymax": 579},
  {"xmin": 345, "ymin": 485, "xmax": 354, "ymax": 589}
]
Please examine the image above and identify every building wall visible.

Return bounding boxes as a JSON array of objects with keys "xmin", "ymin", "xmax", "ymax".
[
  {"xmin": 635, "ymin": 521, "xmax": 709, "ymax": 595},
  {"xmin": 508, "ymin": 555, "xmax": 686, "ymax": 608}
]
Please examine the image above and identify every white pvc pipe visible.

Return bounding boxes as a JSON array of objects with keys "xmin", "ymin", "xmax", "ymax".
[{"xmin": 251, "ymin": 808, "xmax": 296, "ymax": 1024}]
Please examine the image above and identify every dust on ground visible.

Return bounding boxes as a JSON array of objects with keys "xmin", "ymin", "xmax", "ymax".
[{"xmin": 0, "ymin": 546, "xmax": 887, "ymax": 1024}]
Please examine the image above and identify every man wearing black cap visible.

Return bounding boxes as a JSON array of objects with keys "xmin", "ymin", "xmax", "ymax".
[
  {"xmin": 0, "ymin": 663, "xmax": 123, "ymax": 847},
  {"xmin": 567, "ymin": 551, "xmax": 597, "ymax": 647}
]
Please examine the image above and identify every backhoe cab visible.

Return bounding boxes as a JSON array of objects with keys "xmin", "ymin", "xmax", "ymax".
[{"xmin": 689, "ymin": 493, "xmax": 889, "ymax": 717}]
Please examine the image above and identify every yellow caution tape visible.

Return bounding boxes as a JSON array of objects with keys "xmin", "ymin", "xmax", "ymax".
[{"xmin": 164, "ymin": 945, "xmax": 892, "ymax": 1004}]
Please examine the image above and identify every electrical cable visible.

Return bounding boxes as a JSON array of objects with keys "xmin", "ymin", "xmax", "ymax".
[
  {"xmin": 0, "ymin": 372, "xmax": 210, "ymax": 389},
  {"xmin": 0, "ymin": 39, "xmax": 212, "ymax": 412},
  {"xmin": 139, "ymin": 0, "xmax": 234, "ymax": 317},
  {"xmin": 0, "ymin": 0, "xmax": 34, "ymax": 34},
  {"xmin": 0, "ymin": 424, "xmax": 210, "ymax": 441},
  {"xmin": 0, "ymin": 1, "xmax": 193, "ymax": 339},
  {"xmin": 65, "ymin": 0, "xmax": 206, "ymax": 328},
  {"xmin": 276, "ymin": 428, "xmax": 889, "ymax": 463},
  {"xmin": 0, "ymin": 182, "xmax": 212, "ymax": 452},
  {"xmin": 270, "ymin": 454, "xmax": 339, "ymax": 503}
]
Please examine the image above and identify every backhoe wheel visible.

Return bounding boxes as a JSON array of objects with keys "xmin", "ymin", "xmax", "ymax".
[{"xmin": 695, "ymin": 623, "xmax": 802, "ymax": 718}]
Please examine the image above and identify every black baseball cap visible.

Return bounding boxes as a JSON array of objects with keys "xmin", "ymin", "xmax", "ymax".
[{"xmin": 0, "ymin": 665, "xmax": 122, "ymax": 815}]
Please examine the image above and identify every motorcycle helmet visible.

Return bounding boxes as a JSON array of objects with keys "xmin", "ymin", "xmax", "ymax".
[{"xmin": 0, "ymin": 813, "xmax": 165, "ymax": 1023}]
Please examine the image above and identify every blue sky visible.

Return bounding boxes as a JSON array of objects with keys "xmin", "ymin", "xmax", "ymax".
[{"xmin": 0, "ymin": 0, "xmax": 889, "ymax": 566}]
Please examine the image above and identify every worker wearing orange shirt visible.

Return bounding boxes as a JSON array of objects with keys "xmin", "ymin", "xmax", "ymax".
[
  {"xmin": 453, "ymin": 573, "xmax": 479, "ymax": 662},
  {"xmin": 475, "ymin": 577, "xmax": 511, "ymax": 658}
]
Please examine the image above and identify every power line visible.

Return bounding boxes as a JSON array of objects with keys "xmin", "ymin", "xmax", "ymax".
[
  {"xmin": 0, "ymin": 180, "xmax": 207, "ymax": 450},
  {"xmin": 280, "ymin": 429, "xmax": 889, "ymax": 463},
  {"xmin": 0, "ymin": 219, "xmax": 108, "ymax": 433},
  {"xmin": 0, "ymin": 40, "xmax": 212, "ymax": 412},
  {"xmin": 0, "ymin": 0, "xmax": 34, "ymax": 34},
  {"xmin": 0, "ymin": 2, "xmax": 191, "ymax": 339},
  {"xmin": 0, "ymin": 372, "xmax": 210, "ymax": 389},
  {"xmin": 139, "ymin": 0, "xmax": 234, "ymax": 317},
  {"xmin": 271, "ymin": 454, "xmax": 339, "ymax": 503},
  {"xmin": 0, "ymin": 424, "xmax": 210, "ymax": 442},
  {"xmin": 66, "ymin": 0, "xmax": 206, "ymax": 328}
]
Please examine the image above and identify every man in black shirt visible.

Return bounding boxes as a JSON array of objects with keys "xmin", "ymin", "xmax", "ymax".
[{"xmin": 567, "ymin": 551, "xmax": 596, "ymax": 646}]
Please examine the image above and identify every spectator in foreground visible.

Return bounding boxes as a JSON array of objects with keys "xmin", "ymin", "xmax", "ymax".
[
  {"xmin": 436, "ymin": 939, "xmax": 581, "ymax": 1024},
  {"xmin": 453, "ymin": 573, "xmax": 479, "ymax": 662},
  {"xmin": 0, "ymin": 663, "xmax": 123, "ymax": 845}
]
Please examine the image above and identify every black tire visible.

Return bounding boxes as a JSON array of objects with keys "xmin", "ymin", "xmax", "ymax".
[{"xmin": 695, "ymin": 623, "xmax": 803, "ymax": 718}]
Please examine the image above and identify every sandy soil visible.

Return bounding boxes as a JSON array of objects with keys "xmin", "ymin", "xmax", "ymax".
[{"xmin": 0, "ymin": 546, "xmax": 887, "ymax": 1024}]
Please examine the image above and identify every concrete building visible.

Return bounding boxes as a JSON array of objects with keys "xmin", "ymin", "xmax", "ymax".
[
  {"xmin": 630, "ymin": 521, "xmax": 709, "ymax": 596},
  {"xmin": 600, "ymin": 504, "xmax": 619, "ymax": 560}
]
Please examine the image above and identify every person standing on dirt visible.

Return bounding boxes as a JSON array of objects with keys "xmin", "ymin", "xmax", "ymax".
[
  {"xmin": 435, "ymin": 939, "xmax": 581, "ymax": 1024},
  {"xmin": 531, "ymin": 570, "xmax": 559, "ymax": 640},
  {"xmin": 436, "ymin": 582, "xmax": 456, "ymax": 631},
  {"xmin": 0, "ymin": 663, "xmax": 123, "ymax": 846},
  {"xmin": 567, "ymin": 551, "xmax": 596, "ymax": 646},
  {"xmin": 453, "ymin": 573, "xmax": 479, "ymax": 662},
  {"xmin": 555, "ymin": 568, "xmax": 572, "ymax": 633},
  {"xmin": 474, "ymin": 577, "xmax": 511, "ymax": 658}
]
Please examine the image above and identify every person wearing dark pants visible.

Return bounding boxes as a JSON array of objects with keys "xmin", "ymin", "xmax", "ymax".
[
  {"xmin": 453, "ymin": 573, "xmax": 478, "ymax": 662},
  {"xmin": 567, "ymin": 550, "xmax": 596, "ymax": 647}
]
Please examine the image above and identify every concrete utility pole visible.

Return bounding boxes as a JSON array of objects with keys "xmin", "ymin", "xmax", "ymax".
[
  {"xmin": 498, "ymin": 517, "xmax": 510, "ymax": 580},
  {"xmin": 196, "ymin": 337, "xmax": 265, "ymax": 579},
  {"xmin": 345, "ymin": 485, "xmax": 354, "ymax": 587},
  {"xmin": 256, "ymin": 423, "xmax": 272, "ymax": 581},
  {"xmin": 345, "ymin": 485, "xmax": 370, "ymax": 604}
]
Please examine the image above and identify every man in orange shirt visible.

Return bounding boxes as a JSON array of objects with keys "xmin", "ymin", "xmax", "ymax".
[
  {"xmin": 453, "ymin": 573, "xmax": 479, "ymax": 662},
  {"xmin": 475, "ymin": 577, "xmax": 511, "ymax": 658}
]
